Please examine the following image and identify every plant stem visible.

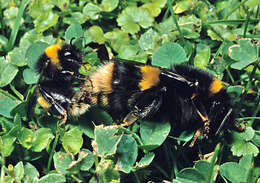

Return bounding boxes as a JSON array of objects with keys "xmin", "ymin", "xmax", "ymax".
[
  {"xmin": 223, "ymin": 0, "xmax": 248, "ymax": 19},
  {"xmin": 71, "ymin": 175, "xmax": 83, "ymax": 183},
  {"xmin": 206, "ymin": 18, "xmax": 260, "ymax": 25},
  {"xmin": 133, "ymin": 172, "xmax": 141, "ymax": 183},
  {"xmin": 242, "ymin": 5, "xmax": 250, "ymax": 38},
  {"xmin": 119, "ymin": 127, "xmax": 143, "ymax": 146},
  {"xmin": 0, "ymin": 89, "xmax": 19, "ymax": 101},
  {"xmin": 153, "ymin": 162, "xmax": 170, "ymax": 179},
  {"xmin": 7, "ymin": 0, "xmax": 30, "ymax": 51},
  {"xmin": 206, "ymin": 144, "xmax": 220, "ymax": 183},
  {"xmin": 167, "ymin": 0, "xmax": 185, "ymax": 45},
  {"xmin": 9, "ymin": 84, "xmax": 24, "ymax": 101},
  {"xmin": 47, "ymin": 131, "xmax": 60, "ymax": 173}
]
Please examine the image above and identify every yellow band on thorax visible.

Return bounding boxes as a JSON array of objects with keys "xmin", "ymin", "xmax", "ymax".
[
  {"xmin": 45, "ymin": 44, "xmax": 61, "ymax": 65},
  {"xmin": 139, "ymin": 66, "xmax": 160, "ymax": 91},
  {"xmin": 209, "ymin": 78, "xmax": 223, "ymax": 94}
]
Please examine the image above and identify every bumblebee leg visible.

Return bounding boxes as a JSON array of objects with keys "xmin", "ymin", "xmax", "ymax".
[
  {"xmin": 195, "ymin": 108, "xmax": 210, "ymax": 138},
  {"xmin": 120, "ymin": 92, "xmax": 163, "ymax": 127},
  {"xmin": 189, "ymin": 128, "xmax": 201, "ymax": 147},
  {"xmin": 191, "ymin": 99, "xmax": 210, "ymax": 138},
  {"xmin": 199, "ymin": 152, "xmax": 214, "ymax": 160},
  {"xmin": 58, "ymin": 111, "xmax": 68, "ymax": 126},
  {"xmin": 120, "ymin": 111, "xmax": 139, "ymax": 127}
]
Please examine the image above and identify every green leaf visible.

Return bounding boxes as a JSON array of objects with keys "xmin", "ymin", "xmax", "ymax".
[
  {"xmin": 117, "ymin": 41, "xmax": 143, "ymax": 61},
  {"xmin": 229, "ymin": 39, "xmax": 258, "ymax": 70},
  {"xmin": 194, "ymin": 161, "xmax": 210, "ymax": 180},
  {"xmin": 34, "ymin": 11, "xmax": 59, "ymax": 33},
  {"xmin": 53, "ymin": 0, "xmax": 70, "ymax": 11},
  {"xmin": 37, "ymin": 173, "xmax": 66, "ymax": 183},
  {"xmin": 231, "ymin": 141, "xmax": 259, "ymax": 157},
  {"xmin": 1, "ymin": 134, "xmax": 16, "ymax": 157},
  {"xmin": 234, "ymin": 127, "xmax": 255, "ymax": 141},
  {"xmin": 227, "ymin": 85, "xmax": 243, "ymax": 96},
  {"xmin": 116, "ymin": 135, "xmax": 138, "ymax": 173},
  {"xmin": 28, "ymin": 0, "xmax": 54, "ymax": 18},
  {"xmin": 179, "ymin": 15, "xmax": 201, "ymax": 39},
  {"xmin": 23, "ymin": 68, "xmax": 40, "ymax": 84},
  {"xmin": 117, "ymin": 6, "xmax": 153, "ymax": 35},
  {"xmin": 19, "ymin": 30, "xmax": 39, "ymax": 48},
  {"xmin": 8, "ymin": 47, "xmax": 27, "ymax": 67},
  {"xmin": 176, "ymin": 168, "xmax": 205, "ymax": 183},
  {"xmin": 0, "ymin": 35, "xmax": 8, "ymax": 49},
  {"xmin": 252, "ymin": 132, "xmax": 260, "ymax": 147},
  {"xmin": 31, "ymin": 128, "xmax": 54, "ymax": 152},
  {"xmin": 194, "ymin": 43, "xmax": 211, "ymax": 69},
  {"xmin": 78, "ymin": 107, "xmax": 113, "ymax": 139},
  {"xmin": 53, "ymin": 151, "xmax": 74, "ymax": 175},
  {"xmin": 0, "ymin": 93, "xmax": 21, "ymax": 118},
  {"xmin": 63, "ymin": 12, "xmax": 86, "ymax": 25},
  {"xmin": 23, "ymin": 163, "xmax": 39, "ymax": 183},
  {"xmin": 0, "ymin": 57, "xmax": 18, "ymax": 87},
  {"xmin": 220, "ymin": 162, "xmax": 246, "ymax": 183},
  {"xmin": 88, "ymin": 26, "xmax": 105, "ymax": 44},
  {"xmin": 79, "ymin": 149, "xmax": 94, "ymax": 171},
  {"xmin": 207, "ymin": 25, "xmax": 236, "ymax": 42},
  {"xmin": 139, "ymin": 28, "xmax": 159, "ymax": 51},
  {"xmin": 17, "ymin": 127, "xmax": 33, "ymax": 149},
  {"xmin": 239, "ymin": 154, "xmax": 253, "ymax": 180},
  {"xmin": 136, "ymin": 152, "xmax": 155, "ymax": 168},
  {"xmin": 26, "ymin": 41, "xmax": 49, "ymax": 70},
  {"xmin": 220, "ymin": 155, "xmax": 253, "ymax": 183},
  {"xmin": 14, "ymin": 162, "xmax": 24, "ymax": 181},
  {"xmin": 140, "ymin": 121, "xmax": 170, "ymax": 151},
  {"xmin": 64, "ymin": 23, "xmax": 83, "ymax": 43},
  {"xmin": 152, "ymin": 42, "xmax": 188, "ymax": 68},
  {"xmin": 156, "ymin": 17, "xmax": 176, "ymax": 34},
  {"xmin": 94, "ymin": 125, "xmax": 122, "ymax": 157},
  {"xmin": 104, "ymin": 28, "xmax": 130, "ymax": 51},
  {"xmin": 96, "ymin": 159, "xmax": 120, "ymax": 183},
  {"xmin": 82, "ymin": 3, "xmax": 101, "ymax": 20},
  {"xmin": 61, "ymin": 127, "xmax": 83, "ymax": 155},
  {"xmin": 3, "ymin": 6, "xmax": 19, "ymax": 29},
  {"xmin": 101, "ymin": 0, "xmax": 119, "ymax": 12},
  {"xmin": 173, "ymin": 0, "xmax": 193, "ymax": 14},
  {"xmin": 142, "ymin": 0, "xmax": 167, "ymax": 17}
]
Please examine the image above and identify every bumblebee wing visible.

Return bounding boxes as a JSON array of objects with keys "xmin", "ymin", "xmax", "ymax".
[
  {"xmin": 160, "ymin": 69, "xmax": 196, "ymax": 88},
  {"xmin": 38, "ymin": 84, "xmax": 68, "ymax": 117}
]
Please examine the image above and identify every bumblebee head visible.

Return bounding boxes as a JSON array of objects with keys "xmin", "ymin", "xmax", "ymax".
[
  {"xmin": 35, "ymin": 40, "xmax": 84, "ymax": 81},
  {"xmin": 208, "ymin": 89, "xmax": 245, "ymax": 136}
]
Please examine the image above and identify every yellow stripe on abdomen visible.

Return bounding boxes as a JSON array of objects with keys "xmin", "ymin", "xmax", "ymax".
[
  {"xmin": 139, "ymin": 66, "xmax": 160, "ymax": 91},
  {"xmin": 91, "ymin": 62, "xmax": 114, "ymax": 94}
]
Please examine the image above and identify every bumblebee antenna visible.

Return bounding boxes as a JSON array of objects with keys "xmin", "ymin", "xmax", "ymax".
[{"xmin": 215, "ymin": 108, "xmax": 233, "ymax": 135}]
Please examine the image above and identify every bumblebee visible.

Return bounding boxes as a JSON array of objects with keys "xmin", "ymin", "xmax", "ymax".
[
  {"xmin": 34, "ymin": 39, "xmax": 93, "ymax": 125},
  {"xmin": 34, "ymin": 40, "xmax": 109, "ymax": 125},
  {"xmin": 35, "ymin": 39, "xmax": 85, "ymax": 82},
  {"xmin": 80, "ymin": 60, "xmax": 245, "ymax": 146},
  {"xmin": 35, "ymin": 80, "xmax": 91, "ymax": 125}
]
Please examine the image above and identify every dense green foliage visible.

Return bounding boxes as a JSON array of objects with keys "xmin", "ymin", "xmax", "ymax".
[{"xmin": 0, "ymin": 0, "xmax": 260, "ymax": 182}]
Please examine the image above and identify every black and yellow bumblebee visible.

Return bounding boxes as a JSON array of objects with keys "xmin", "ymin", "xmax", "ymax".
[
  {"xmin": 34, "ymin": 40, "xmax": 94, "ymax": 125},
  {"xmin": 80, "ymin": 60, "xmax": 245, "ymax": 146},
  {"xmin": 33, "ymin": 39, "xmax": 244, "ymax": 145},
  {"xmin": 35, "ymin": 40, "xmax": 85, "ymax": 82}
]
